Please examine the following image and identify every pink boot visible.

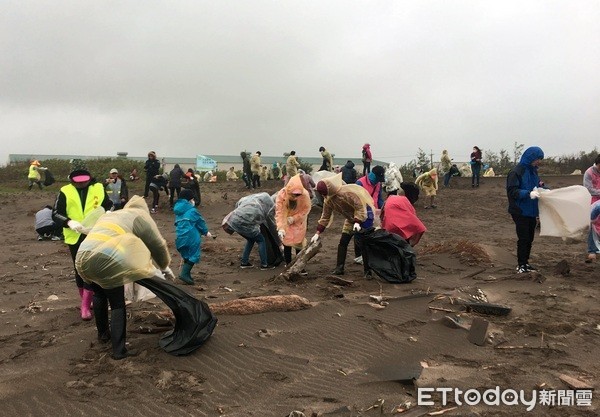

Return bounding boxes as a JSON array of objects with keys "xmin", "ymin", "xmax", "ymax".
[
  {"xmin": 78, "ymin": 287, "xmax": 84, "ymax": 298},
  {"xmin": 81, "ymin": 289, "xmax": 94, "ymax": 321}
]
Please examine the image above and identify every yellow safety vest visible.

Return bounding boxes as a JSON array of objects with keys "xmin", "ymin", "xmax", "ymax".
[
  {"xmin": 28, "ymin": 165, "xmax": 40, "ymax": 180},
  {"xmin": 62, "ymin": 183, "xmax": 105, "ymax": 244}
]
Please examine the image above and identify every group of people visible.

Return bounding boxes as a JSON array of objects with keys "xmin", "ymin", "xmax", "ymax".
[{"xmin": 27, "ymin": 143, "xmax": 600, "ymax": 360}]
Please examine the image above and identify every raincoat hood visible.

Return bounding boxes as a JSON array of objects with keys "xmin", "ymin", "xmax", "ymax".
[
  {"xmin": 363, "ymin": 143, "xmax": 370, "ymax": 149},
  {"xmin": 285, "ymin": 174, "xmax": 308, "ymax": 198},
  {"xmin": 519, "ymin": 147, "xmax": 544, "ymax": 166},
  {"xmin": 173, "ymin": 198, "xmax": 194, "ymax": 216},
  {"xmin": 344, "ymin": 160, "xmax": 355, "ymax": 169},
  {"xmin": 318, "ymin": 173, "xmax": 344, "ymax": 196},
  {"xmin": 428, "ymin": 168, "xmax": 438, "ymax": 178}
]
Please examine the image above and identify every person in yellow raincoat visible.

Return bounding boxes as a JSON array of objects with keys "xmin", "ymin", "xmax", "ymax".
[
  {"xmin": 275, "ymin": 174, "xmax": 311, "ymax": 268},
  {"xmin": 75, "ymin": 195, "xmax": 175, "ymax": 360},
  {"xmin": 416, "ymin": 168, "xmax": 439, "ymax": 209},
  {"xmin": 310, "ymin": 173, "xmax": 376, "ymax": 275}
]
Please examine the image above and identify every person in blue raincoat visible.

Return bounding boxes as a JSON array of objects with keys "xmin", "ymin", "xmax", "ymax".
[
  {"xmin": 506, "ymin": 146, "xmax": 545, "ymax": 274},
  {"xmin": 173, "ymin": 189, "xmax": 213, "ymax": 284}
]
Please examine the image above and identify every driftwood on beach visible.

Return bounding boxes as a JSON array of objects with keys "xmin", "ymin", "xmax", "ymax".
[{"xmin": 280, "ymin": 239, "xmax": 322, "ymax": 280}]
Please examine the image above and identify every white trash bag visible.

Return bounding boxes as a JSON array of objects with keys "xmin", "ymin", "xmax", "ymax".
[{"xmin": 538, "ymin": 185, "xmax": 591, "ymax": 238}]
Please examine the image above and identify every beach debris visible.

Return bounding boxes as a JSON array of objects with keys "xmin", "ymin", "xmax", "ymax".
[
  {"xmin": 327, "ymin": 276, "xmax": 354, "ymax": 286},
  {"xmin": 554, "ymin": 260, "xmax": 570, "ymax": 276},
  {"xmin": 460, "ymin": 301, "xmax": 511, "ymax": 316},
  {"xmin": 281, "ymin": 239, "xmax": 322, "ymax": 280},
  {"xmin": 559, "ymin": 374, "xmax": 593, "ymax": 390},
  {"xmin": 24, "ymin": 302, "xmax": 42, "ymax": 313},
  {"xmin": 367, "ymin": 302, "xmax": 386, "ymax": 310},
  {"xmin": 393, "ymin": 400, "xmax": 412, "ymax": 413},
  {"xmin": 370, "ymin": 295, "xmax": 383, "ymax": 303},
  {"xmin": 467, "ymin": 317, "xmax": 489, "ymax": 346},
  {"xmin": 364, "ymin": 398, "xmax": 385, "ymax": 412},
  {"xmin": 428, "ymin": 406, "xmax": 457, "ymax": 415},
  {"xmin": 441, "ymin": 315, "xmax": 470, "ymax": 331},
  {"xmin": 428, "ymin": 306, "xmax": 457, "ymax": 313},
  {"xmin": 210, "ymin": 295, "xmax": 311, "ymax": 315},
  {"xmin": 365, "ymin": 361, "xmax": 423, "ymax": 383},
  {"xmin": 408, "ymin": 336, "xmax": 418, "ymax": 342},
  {"xmin": 287, "ymin": 411, "xmax": 306, "ymax": 417},
  {"xmin": 46, "ymin": 295, "xmax": 59, "ymax": 301}
]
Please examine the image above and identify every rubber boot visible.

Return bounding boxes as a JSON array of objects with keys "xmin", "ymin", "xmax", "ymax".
[
  {"xmin": 178, "ymin": 261, "xmax": 195, "ymax": 285},
  {"xmin": 80, "ymin": 289, "xmax": 94, "ymax": 321},
  {"xmin": 93, "ymin": 294, "xmax": 110, "ymax": 343},
  {"xmin": 110, "ymin": 308, "xmax": 137, "ymax": 360},
  {"xmin": 332, "ymin": 243, "xmax": 348, "ymax": 275}
]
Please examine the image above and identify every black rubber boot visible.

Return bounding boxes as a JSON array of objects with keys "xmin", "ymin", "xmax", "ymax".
[
  {"xmin": 110, "ymin": 308, "xmax": 137, "ymax": 360},
  {"xmin": 93, "ymin": 294, "xmax": 110, "ymax": 343},
  {"xmin": 332, "ymin": 234, "xmax": 351, "ymax": 275}
]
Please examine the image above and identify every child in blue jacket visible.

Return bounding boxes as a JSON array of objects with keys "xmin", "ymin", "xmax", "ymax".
[{"xmin": 173, "ymin": 189, "xmax": 212, "ymax": 284}]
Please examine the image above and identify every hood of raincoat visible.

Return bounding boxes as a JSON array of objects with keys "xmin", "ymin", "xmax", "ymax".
[
  {"xmin": 318, "ymin": 173, "xmax": 344, "ymax": 196},
  {"xmin": 344, "ymin": 160, "xmax": 355, "ymax": 169},
  {"xmin": 519, "ymin": 147, "xmax": 544, "ymax": 166},
  {"xmin": 173, "ymin": 198, "xmax": 195, "ymax": 216},
  {"xmin": 285, "ymin": 174, "xmax": 308, "ymax": 198},
  {"xmin": 224, "ymin": 192, "xmax": 276, "ymax": 238}
]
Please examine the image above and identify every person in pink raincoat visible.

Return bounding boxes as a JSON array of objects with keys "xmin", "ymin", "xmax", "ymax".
[
  {"xmin": 381, "ymin": 188, "xmax": 427, "ymax": 247},
  {"xmin": 275, "ymin": 174, "xmax": 311, "ymax": 266}
]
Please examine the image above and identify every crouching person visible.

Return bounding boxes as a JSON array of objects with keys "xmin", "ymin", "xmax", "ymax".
[{"xmin": 75, "ymin": 196, "xmax": 175, "ymax": 360}]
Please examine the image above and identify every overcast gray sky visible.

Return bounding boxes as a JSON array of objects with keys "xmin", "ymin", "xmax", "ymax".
[{"xmin": 2, "ymin": 0, "xmax": 599, "ymax": 165}]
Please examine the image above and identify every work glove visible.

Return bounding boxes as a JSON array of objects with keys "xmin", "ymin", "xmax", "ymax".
[
  {"xmin": 529, "ymin": 188, "xmax": 541, "ymax": 200},
  {"xmin": 67, "ymin": 220, "xmax": 85, "ymax": 233},
  {"xmin": 206, "ymin": 231, "xmax": 213, "ymax": 238},
  {"xmin": 287, "ymin": 216, "xmax": 294, "ymax": 225},
  {"xmin": 353, "ymin": 222, "xmax": 361, "ymax": 232},
  {"xmin": 310, "ymin": 233, "xmax": 320, "ymax": 244},
  {"xmin": 161, "ymin": 267, "xmax": 175, "ymax": 281},
  {"xmin": 278, "ymin": 230, "xmax": 285, "ymax": 239}
]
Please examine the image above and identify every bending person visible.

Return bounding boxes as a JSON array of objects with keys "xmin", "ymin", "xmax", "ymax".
[{"xmin": 75, "ymin": 196, "xmax": 175, "ymax": 359}]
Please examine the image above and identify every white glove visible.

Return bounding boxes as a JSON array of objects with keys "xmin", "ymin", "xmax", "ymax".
[
  {"xmin": 310, "ymin": 233, "xmax": 320, "ymax": 244},
  {"xmin": 67, "ymin": 220, "xmax": 85, "ymax": 233},
  {"xmin": 162, "ymin": 267, "xmax": 175, "ymax": 281},
  {"xmin": 206, "ymin": 231, "xmax": 213, "ymax": 238},
  {"xmin": 287, "ymin": 216, "xmax": 294, "ymax": 225},
  {"xmin": 530, "ymin": 188, "xmax": 541, "ymax": 199},
  {"xmin": 278, "ymin": 229, "xmax": 285, "ymax": 239},
  {"xmin": 353, "ymin": 222, "xmax": 361, "ymax": 232}
]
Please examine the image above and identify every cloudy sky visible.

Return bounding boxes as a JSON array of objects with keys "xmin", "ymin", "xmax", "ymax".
[{"xmin": 2, "ymin": 1, "xmax": 599, "ymax": 165}]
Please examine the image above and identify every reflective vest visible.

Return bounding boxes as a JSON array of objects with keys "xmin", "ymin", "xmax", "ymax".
[
  {"xmin": 105, "ymin": 179, "xmax": 122, "ymax": 204},
  {"xmin": 28, "ymin": 165, "xmax": 40, "ymax": 180},
  {"xmin": 61, "ymin": 183, "xmax": 105, "ymax": 244}
]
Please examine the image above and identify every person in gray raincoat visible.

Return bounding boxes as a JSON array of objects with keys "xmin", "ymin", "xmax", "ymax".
[{"xmin": 221, "ymin": 192, "xmax": 282, "ymax": 270}]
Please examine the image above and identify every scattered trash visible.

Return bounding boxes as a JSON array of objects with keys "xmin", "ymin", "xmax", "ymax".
[
  {"xmin": 441, "ymin": 315, "xmax": 470, "ymax": 331},
  {"xmin": 461, "ymin": 301, "xmax": 512, "ymax": 316},
  {"xmin": 288, "ymin": 411, "xmax": 306, "ymax": 417},
  {"xmin": 467, "ymin": 317, "xmax": 489, "ymax": 346},
  {"xmin": 408, "ymin": 336, "xmax": 418, "ymax": 342},
  {"xmin": 46, "ymin": 295, "xmax": 59, "ymax": 301}
]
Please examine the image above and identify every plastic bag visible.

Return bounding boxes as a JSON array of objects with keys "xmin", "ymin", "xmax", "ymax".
[
  {"xmin": 137, "ymin": 277, "xmax": 217, "ymax": 356},
  {"xmin": 538, "ymin": 185, "xmax": 591, "ymax": 238}
]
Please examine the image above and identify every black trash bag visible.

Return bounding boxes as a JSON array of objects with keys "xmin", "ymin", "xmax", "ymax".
[
  {"xmin": 261, "ymin": 224, "xmax": 284, "ymax": 266},
  {"xmin": 137, "ymin": 277, "xmax": 217, "ymax": 356},
  {"xmin": 43, "ymin": 169, "xmax": 55, "ymax": 187},
  {"xmin": 358, "ymin": 228, "xmax": 417, "ymax": 284}
]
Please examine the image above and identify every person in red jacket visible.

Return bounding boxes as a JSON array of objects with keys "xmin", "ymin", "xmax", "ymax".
[{"xmin": 362, "ymin": 143, "xmax": 373, "ymax": 176}]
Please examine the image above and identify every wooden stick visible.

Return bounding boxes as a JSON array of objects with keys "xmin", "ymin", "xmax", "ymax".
[{"xmin": 281, "ymin": 239, "xmax": 322, "ymax": 280}]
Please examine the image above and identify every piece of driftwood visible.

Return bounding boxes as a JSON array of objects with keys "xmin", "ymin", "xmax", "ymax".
[
  {"xmin": 281, "ymin": 239, "xmax": 322, "ymax": 280},
  {"xmin": 559, "ymin": 374, "xmax": 593, "ymax": 390},
  {"xmin": 210, "ymin": 295, "xmax": 312, "ymax": 315}
]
